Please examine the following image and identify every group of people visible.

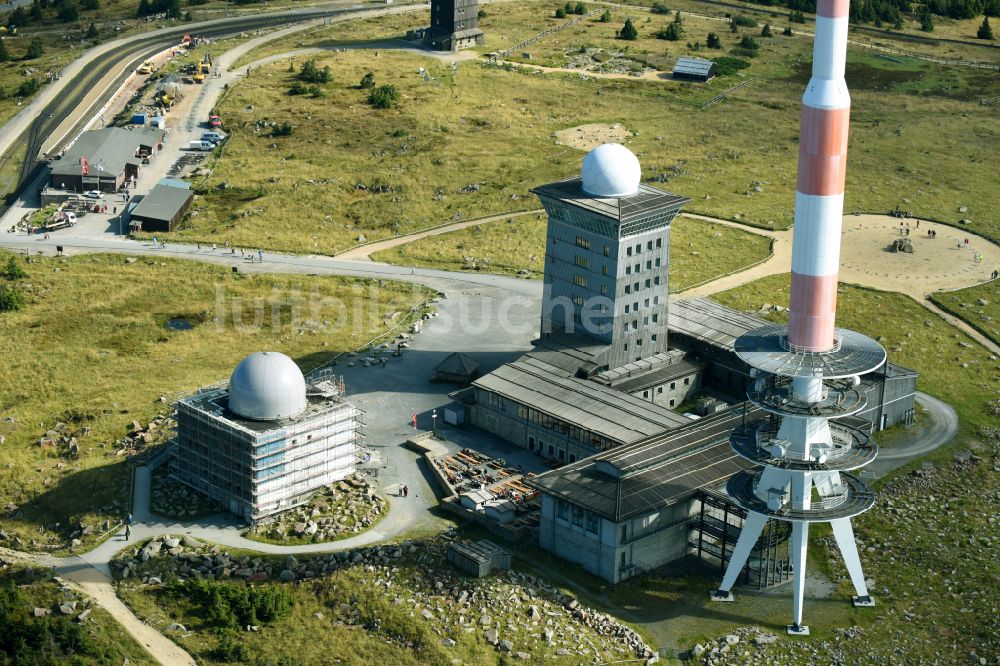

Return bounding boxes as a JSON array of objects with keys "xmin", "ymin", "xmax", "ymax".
[
  {"xmin": 398, "ymin": 484, "xmax": 409, "ymax": 497},
  {"xmin": 192, "ymin": 242, "xmax": 265, "ymax": 262}
]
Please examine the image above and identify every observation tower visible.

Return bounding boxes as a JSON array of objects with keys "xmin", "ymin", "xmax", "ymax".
[{"xmin": 712, "ymin": 0, "xmax": 885, "ymax": 635}]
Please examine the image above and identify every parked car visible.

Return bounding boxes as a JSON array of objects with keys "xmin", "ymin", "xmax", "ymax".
[
  {"xmin": 84, "ymin": 190, "xmax": 104, "ymax": 199},
  {"xmin": 201, "ymin": 131, "xmax": 225, "ymax": 144},
  {"xmin": 209, "ymin": 114, "xmax": 222, "ymax": 128},
  {"xmin": 189, "ymin": 140, "xmax": 215, "ymax": 151}
]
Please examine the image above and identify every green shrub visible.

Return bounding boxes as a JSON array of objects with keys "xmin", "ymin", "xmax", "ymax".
[
  {"xmin": 4, "ymin": 256, "xmax": 26, "ymax": 280},
  {"xmin": 761, "ymin": 23, "xmax": 773, "ymax": 36},
  {"xmin": 598, "ymin": 9, "xmax": 611, "ymax": 21},
  {"xmin": 650, "ymin": 2, "xmax": 670, "ymax": 13},
  {"xmin": 713, "ymin": 56, "xmax": 751, "ymax": 76},
  {"xmin": 656, "ymin": 22, "xmax": 681, "ymax": 40},
  {"xmin": 271, "ymin": 122, "xmax": 293, "ymax": 137},
  {"xmin": 706, "ymin": 32, "xmax": 722, "ymax": 48},
  {"xmin": 368, "ymin": 84, "xmax": 399, "ymax": 109},
  {"xmin": 731, "ymin": 14, "xmax": 757, "ymax": 27},
  {"xmin": 789, "ymin": 10, "xmax": 806, "ymax": 23},
  {"xmin": 298, "ymin": 59, "xmax": 331, "ymax": 84},
  {"xmin": 554, "ymin": 7, "xmax": 567, "ymax": 18},
  {"xmin": 165, "ymin": 579, "xmax": 295, "ymax": 629},
  {"xmin": 0, "ymin": 283, "xmax": 25, "ymax": 312},
  {"xmin": 17, "ymin": 78, "xmax": 40, "ymax": 97},
  {"xmin": 359, "ymin": 71, "xmax": 375, "ymax": 89},
  {"xmin": 619, "ymin": 17, "xmax": 638, "ymax": 40},
  {"xmin": 24, "ymin": 36, "xmax": 43, "ymax": 60}
]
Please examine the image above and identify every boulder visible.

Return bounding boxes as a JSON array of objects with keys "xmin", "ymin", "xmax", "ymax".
[
  {"xmin": 169, "ymin": 623, "xmax": 186, "ymax": 632},
  {"xmin": 498, "ymin": 639, "xmax": 513, "ymax": 653},
  {"xmin": 484, "ymin": 628, "xmax": 499, "ymax": 645},
  {"xmin": 33, "ymin": 607, "xmax": 51, "ymax": 617},
  {"xmin": 279, "ymin": 570, "xmax": 295, "ymax": 582}
]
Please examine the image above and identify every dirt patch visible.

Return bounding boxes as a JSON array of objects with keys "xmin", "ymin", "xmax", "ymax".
[{"xmin": 554, "ymin": 122, "xmax": 633, "ymax": 151}]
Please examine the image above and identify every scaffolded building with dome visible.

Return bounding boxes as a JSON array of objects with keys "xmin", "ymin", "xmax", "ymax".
[{"xmin": 173, "ymin": 352, "xmax": 363, "ymax": 522}]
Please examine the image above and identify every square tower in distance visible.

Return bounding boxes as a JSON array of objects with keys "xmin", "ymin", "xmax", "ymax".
[
  {"xmin": 424, "ymin": 0, "xmax": 485, "ymax": 51},
  {"xmin": 532, "ymin": 144, "xmax": 689, "ymax": 371}
]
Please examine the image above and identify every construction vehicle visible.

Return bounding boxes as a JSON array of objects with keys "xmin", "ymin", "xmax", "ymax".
[
  {"xmin": 200, "ymin": 53, "xmax": 212, "ymax": 74},
  {"xmin": 157, "ymin": 92, "xmax": 174, "ymax": 108},
  {"xmin": 137, "ymin": 61, "xmax": 152, "ymax": 75},
  {"xmin": 193, "ymin": 72, "xmax": 204, "ymax": 84}
]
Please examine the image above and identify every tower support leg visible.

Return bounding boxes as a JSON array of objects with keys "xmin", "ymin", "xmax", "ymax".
[
  {"xmin": 831, "ymin": 517, "xmax": 875, "ymax": 606},
  {"xmin": 712, "ymin": 511, "xmax": 767, "ymax": 601},
  {"xmin": 788, "ymin": 521, "xmax": 810, "ymax": 635}
]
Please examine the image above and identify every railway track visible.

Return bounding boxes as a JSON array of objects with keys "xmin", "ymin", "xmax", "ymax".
[{"xmin": 1, "ymin": 5, "xmax": 374, "ymax": 216}]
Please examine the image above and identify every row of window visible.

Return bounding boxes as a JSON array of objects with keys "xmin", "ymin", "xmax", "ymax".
[
  {"xmin": 556, "ymin": 499, "xmax": 600, "ymax": 535},
  {"xmin": 625, "ymin": 258, "xmax": 662, "ymax": 274},
  {"xmin": 485, "ymin": 392, "xmax": 618, "ymax": 449},
  {"xmin": 626, "ymin": 238, "xmax": 663, "ymax": 255}
]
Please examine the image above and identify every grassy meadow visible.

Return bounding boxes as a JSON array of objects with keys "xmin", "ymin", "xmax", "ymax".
[
  {"xmin": 116, "ymin": 538, "xmax": 647, "ymax": 666},
  {"xmin": 166, "ymin": 4, "xmax": 1000, "ymax": 257},
  {"xmin": 0, "ymin": 565, "xmax": 154, "ymax": 665},
  {"xmin": 929, "ymin": 280, "xmax": 1000, "ymax": 347},
  {"xmin": 0, "ymin": 250, "xmax": 428, "ymax": 552},
  {"xmin": 370, "ymin": 213, "xmax": 774, "ymax": 290}
]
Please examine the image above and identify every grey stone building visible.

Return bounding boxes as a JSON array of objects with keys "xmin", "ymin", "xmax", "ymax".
[
  {"xmin": 535, "ymin": 143, "xmax": 690, "ymax": 371},
  {"xmin": 423, "ymin": 0, "xmax": 484, "ymax": 51}
]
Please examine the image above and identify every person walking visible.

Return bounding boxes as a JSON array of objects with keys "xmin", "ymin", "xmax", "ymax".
[
  {"xmin": 258, "ymin": 249, "xmax": 264, "ymax": 263},
  {"xmin": 403, "ymin": 484, "xmax": 408, "ymax": 497},
  {"xmin": 124, "ymin": 524, "xmax": 130, "ymax": 541}
]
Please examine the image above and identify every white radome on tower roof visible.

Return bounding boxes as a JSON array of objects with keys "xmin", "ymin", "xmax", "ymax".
[
  {"xmin": 228, "ymin": 351, "xmax": 307, "ymax": 421},
  {"xmin": 580, "ymin": 143, "xmax": 641, "ymax": 198}
]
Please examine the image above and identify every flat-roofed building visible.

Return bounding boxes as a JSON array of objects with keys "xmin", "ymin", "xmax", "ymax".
[
  {"xmin": 527, "ymin": 410, "xmax": 753, "ymax": 582},
  {"xmin": 173, "ymin": 353, "xmax": 363, "ymax": 522},
  {"xmin": 50, "ymin": 127, "xmax": 165, "ymax": 193},
  {"xmin": 130, "ymin": 180, "xmax": 193, "ymax": 232}
]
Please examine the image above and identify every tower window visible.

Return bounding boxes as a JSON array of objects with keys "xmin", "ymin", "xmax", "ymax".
[
  {"xmin": 626, "ymin": 266, "xmax": 632, "ymax": 275},
  {"xmin": 573, "ymin": 274, "xmax": 588, "ymax": 288},
  {"xmin": 645, "ymin": 279, "xmax": 651, "ymax": 288},
  {"xmin": 654, "ymin": 276, "xmax": 660, "ymax": 285},
  {"xmin": 656, "ymin": 238, "xmax": 662, "ymax": 248},
  {"xmin": 627, "ymin": 247, "xmax": 633, "ymax": 256},
  {"xmin": 575, "ymin": 236, "xmax": 590, "ymax": 249},
  {"xmin": 625, "ymin": 285, "xmax": 631, "ymax": 294},
  {"xmin": 604, "ymin": 245, "xmax": 610, "ymax": 256},
  {"xmin": 600, "ymin": 285, "xmax": 608, "ymax": 295},
  {"xmin": 602, "ymin": 265, "xmax": 608, "ymax": 276},
  {"xmin": 652, "ymin": 313, "xmax": 658, "ymax": 323},
  {"xmin": 646, "ymin": 260, "xmax": 652, "ymax": 269},
  {"xmin": 575, "ymin": 255, "xmax": 589, "ymax": 269},
  {"xmin": 635, "ymin": 244, "xmax": 641, "ymax": 253},
  {"xmin": 655, "ymin": 258, "xmax": 661, "ymax": 267},
  {"xmin": 647, "ymin": 241, "xmax": 653, "ymax": 250}
]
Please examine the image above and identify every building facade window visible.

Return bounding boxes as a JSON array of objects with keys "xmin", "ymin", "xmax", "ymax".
[
  {"xmin": 573, "ymin": 274, "xmax": 588, "ymax": 288},
  {"xmin": 575, "ymin": 236, "xmax": 590, "ymax": 249},
  {"xmin": 557, "ymin": 499, "xmax": 569, "ymax": 521},
  {"xmin": 575, "ymin": 255, "xmax": 589, "ymax": 268}
]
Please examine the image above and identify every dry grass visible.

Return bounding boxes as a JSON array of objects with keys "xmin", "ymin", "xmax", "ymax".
[
  {"xmin": 929, "ymin": 280, "xmax": 1000, "ymax": 347},
  {"xmin": 370, "ymin": 213, "xmax": 773, "ymax": 291},
  {"xmin": 0, "ymin": 250, "xmax": 428, "ymax": 552},
  {"xmin": 165, "ymin": 5, "xmax": 1000, "ymax": 258}
]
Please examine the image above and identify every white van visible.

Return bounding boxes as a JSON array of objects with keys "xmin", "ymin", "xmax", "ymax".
[
  {"xmin": 201, "ymin": 131, "xmax": 225, "ymax": 143},
  {"xmin": 189, "ymin": 140, "xmax": 215, "ymax": 151}
]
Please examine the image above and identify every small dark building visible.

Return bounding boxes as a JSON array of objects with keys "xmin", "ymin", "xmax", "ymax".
[
  {"xmin": 672, "ymin": 57, "xmax": 716, "ymax": 82},
  {"xmin": 423, "ymin": 0, "xmax": 484, "ymax": 51},
  {"xmin": 50, "ymin": 127, "xmax": 165, "ymax": 193},
  {"xmin": 129, "ymin": 181, "xmax": 193, "ymax": 232},
  {"xmin": 434, "ymin": 352, "xmax": 481, "ymax": 384}
]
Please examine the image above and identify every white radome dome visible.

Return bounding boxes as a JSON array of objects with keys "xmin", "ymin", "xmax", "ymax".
[
  {"xmin": 228, "ymin": 352, "xmax": 307, "ymax": 421},
  {"xmin": 580, "ymin": 143, "xmax": 641, "ymax": 197}
]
